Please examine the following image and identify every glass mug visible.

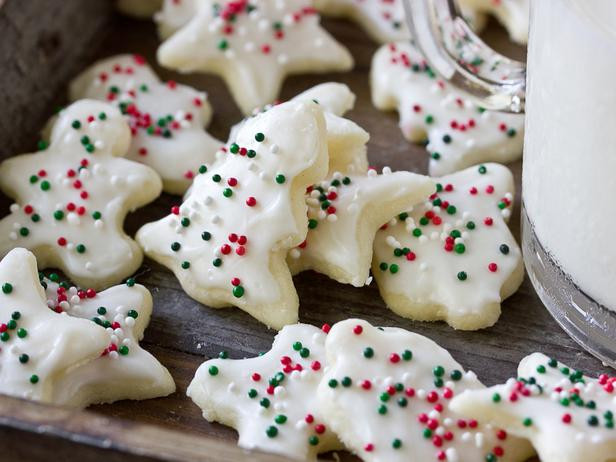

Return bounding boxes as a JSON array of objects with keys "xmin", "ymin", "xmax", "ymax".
[{"xmin": 403, "ymin": 0, "xmax": 616, "ymax": 366}]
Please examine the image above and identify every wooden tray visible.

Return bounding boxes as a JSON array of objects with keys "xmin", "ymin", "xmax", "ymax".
[{"xmin": 0, "ymin": 2, "xmax": 610, "ymax": 461}]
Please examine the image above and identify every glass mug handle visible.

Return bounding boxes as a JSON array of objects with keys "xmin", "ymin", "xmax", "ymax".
[{"xmin": 402, "ymin": 0, "xmax": 527, "ymax": 113}]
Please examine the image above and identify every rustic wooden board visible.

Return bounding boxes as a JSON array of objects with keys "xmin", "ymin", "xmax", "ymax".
[{"xmin": 0, "ymin": 5, "xmax": 611, "ymax": 462}]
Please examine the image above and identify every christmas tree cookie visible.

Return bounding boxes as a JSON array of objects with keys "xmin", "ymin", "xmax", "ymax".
[
  {"xmin": 317, "ymin": 319, "xmax": 534, "ymax": 462},
  {"xmin": 157, "ymin": 0, "xmax": 354, "ymax": 114},
  {"xmin": 0, "ymin": 248, "xmax": 110, "ymax": 404},
  {"xmin": 372, "ymin": 163, "xmax": 522, "ymax": 330},
  {"xmin": 0, "ymin": 100, "xmax": 162, "ymax": 290},
  {"xmin": 187, "ymin": 323, "xmax": 341, "ymax": 460},
  {"xmin": 136, "ymin": 101, "xmax": 328, "ymax": 329},
  {"xmin": 70, "ymin": 54, "xmax": 222, "ymax": 194},
  {"xmin": 451, "ymin": 353, "xmax": 616, "ymax": 462},
  {"xmin": 371, "ymin": 42, "xmax": 524, "ymax": 176},
  {"xmin": 229, "ymin": 82, "xmax": 369, "ymax": 176},
  {"xmin": 288, "ymin": 168, "xmax": 435, "ymax": 287},
  {"xmin": 42, "ymin": 275, "xmax": 175, "ymax": 407}
]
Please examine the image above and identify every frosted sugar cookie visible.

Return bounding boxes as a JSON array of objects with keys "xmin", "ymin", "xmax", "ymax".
[
  {"xmin": 371, "ymin": 42, "xmax": 524, "ymax": 176},
  {"xmin": 70, "ymin": 54, "xmax": 222, "ymax": 194},
  {"xmin": 459, "ymin": 0, "xmax": 529, "ymax": 44},
  {"xmin": 188, "ymin": 323, "xmax": 341, "ymax": 460},
  {"xmin": 116, "ymin": 0, "xmax": 162, "ymax": 18},
  {"xmin": 157, "ymin": 0, "xmax": 354, "ymax": 114},
  {"xmin": 137, "ymin": 101, "xmax": 328, "ymax": 329},
  {"xmin": 317, "ymin": 319, "xmax": 534, "ymax": 462},
  {"xmin": 372, "ymin": 163, "xmax": 522, "ymax": 330},
  {"xmin": 230, "ymin": 82, "xmax": 369, "ymax": 176},
  {"xmin": 451, "ymin": 353, "xmax": 616, "ymax": 462},
  {"xmin": 0, "ymin": 100, "xmax": 162, "ymax": 290},
  {"xmin": 0, "ymin": 248, "xmax": 109, "ymax": 404},
  {"xmin": 42, "ymin": 275, "xmax": 175, "ymax": 407},
  {"xmin": 288, "ymin": 168, "xmax": 434, "ymax": 287},
  {"xmin": 156, "ymin": 0, "xmax": 198, "ymax": 39}
]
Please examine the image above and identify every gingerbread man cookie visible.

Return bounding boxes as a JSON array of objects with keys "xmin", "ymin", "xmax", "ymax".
[
  {"xmin": 317, "ymin": 319, "xmax": 534, "ymax": 462},
  {"xmin": 288, "ymin": 168, "xmax": 434, "ymax": 287},
  {"xmin": 451, "ymin": 353, "xmax": 616, "ymax": 462},
  {"xmin": 137, "ymin": 101, "xmax": 328, "ymax": 329},
  {"xmin": 70, "ymin": 54, "xmax": 222, "ymax": 194},
  {"xmin": 188, "ymin": 323, "xmax": 341, "ymax": 460},
  {"xmin": 157, "ymin": 0, "xmax": 354, "ymax": 114},
  {"xmin": 0, "ymin": 100, "xmax": 162, "ymax": 290},
  {"xmin": 372, "ymin": 163, "xmax": 523, "ymax": 330},
  {"xmin": 371, "ymin": 42, "xmax": 524, "ymax": 176},
  {"xmin": 42, "ymin": 275, "xmax": 175, "ymax": 408}
]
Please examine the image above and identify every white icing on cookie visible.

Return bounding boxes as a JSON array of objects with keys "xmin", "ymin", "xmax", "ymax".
[
  {"xmin": 371, "ymin": 42, "xmax": 524, "ymax": 176},
  {"xmin": 0, "ymin": 100, "xmax": 162, "ymax": 290},
  {"xmin": 137, "ymin": 101, "xmax": 328, "ymax": 329},
  {"xmin": 314, "ymin": 0, "xmax": 486, "ymax": 44},
  {"xmin": 451, "ymin": 353, "xmax": 616, "ymax": 462},
  {"xmin": 42, "ymin": 276, "xmax": 175, "ymax": 407},
  {"xmin": 0, "ymin": 248, "xmax": 110, "ymax": 404},
  {"xmin": 314, "ymin": 0, "xmax": 408, "ymax": 43},
  {"xmin": 459, "ymin": 0, "xmax": 529, "ymax": 44},
  {"xmin": 69, "ymin": 54, "xmax": 222, "ymax": 194},
  {"xmin": 372, "ymin": 163, "xmax": 522, "ymax": 330},
  {"xmin": 317, "ymin": 319, "xmax": 534, "ymax": 462},
  {"xmin": 157, "ymin": 0, "xmax": 354, "ymax": 114},
  {"xmin": 156, "ymin": 0, "xmax": 199, "ymax": 39},
  {"xmin": 288, "ymin": 169, "xmax": 434, "ymax": 287},
  {"xmin": 116, "ymin": 0, "xmax": 162, "ymax": 18},
  {"xmin": 230, "ymin": 82, "xmax": 369, "ymax": 176},
  {"xmin": 188, "ymin": 323, "xmax": 341, "ymax": 460}
]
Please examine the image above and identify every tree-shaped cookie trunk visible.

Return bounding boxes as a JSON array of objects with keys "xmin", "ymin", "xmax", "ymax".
[
  {"xmin": 137, "ymin": 101, "xmax": 329, "ymax": 330},
  {"xmin": 0, "ymin": 100, "xmax": 162, "ymax": 290}
]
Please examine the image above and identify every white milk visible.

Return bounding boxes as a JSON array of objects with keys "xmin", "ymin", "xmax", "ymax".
[{"xmin": 523, "ymin": 0, "xmax": 616, "ymax": 309}]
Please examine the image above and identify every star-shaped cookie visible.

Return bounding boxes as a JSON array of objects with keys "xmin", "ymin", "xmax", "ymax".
[
  {"xmin": 137, "ymin": 101, "xmax": 328, "ymax": 329},
  {"xmin": 371, "ymin": 41, "xmax": 524, "ymax": 176},
  {"xmin": 450, "ymin": 353, "xmax": 616, "ymax": 462},
  {"xmin": 42, "ymin": 276, "xmax": 175, "ymax": 407},
  {"xmin": 70, "ymin": 54, "xmax": 222, "ymax": 194},
  {"xmin": 229, "ymin": 82, "xmax": 369, "ymax": 176},
  {"xmin": 372, "ymin": 163, "xmax": 523, "ymax": 330},
  {"xmin": 188, "ymin": 323, "xmax": 341, "ymax": 460},
  {"xmin": 317, "ymin": 319, "xmax": 534, "ymax": 462},
  {"xmin": 0, "ymin": 248, "xmax": 110, "ymax": 404},
  {"xmin": 0, "ymin": 100, "xmax": 162, "ymax": 290},
  {"xmin": 157, "ymin": 0, "xmax": 354, "ymax": 114},
  {"xmin": 288, "ymin": 168, "xmax": 434, "ymax": 287},
  {"xmin": 460, "ymin": 0, "xmax": 529, "ymax": 44}
]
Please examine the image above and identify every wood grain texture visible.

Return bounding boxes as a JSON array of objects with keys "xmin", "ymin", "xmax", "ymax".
[
  {"xmin": 0, "ymin": 5, "xmax": 611, "ymax": 462},
  {"xmin": 0, "ymin": 0, "xmax": 112, "ymax": 159}
]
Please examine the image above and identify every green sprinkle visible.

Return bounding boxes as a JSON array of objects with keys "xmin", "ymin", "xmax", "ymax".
[
  {"xmin": 522, "ymin": 417, "xmax": 533, "ymax": 427},
  {"xmin": 364, "ymin": 347, "xmax": 374, "ymax": 358},
  {"xmin": 492, "ymin": 393, "xmax": 501, "ymax": 403},
  {"xmin": 450, "ymin": 369, "xmax": 462, "ymax": 380},
  {"xmin": 402, "ymin": 349, "xmax": 413, "ymax": 361},
  {"xmin": 2, "ymin": 283, "xmax": 12, "ymax": 294},
  {"xmin": 275, "ymin": 174, "xmax": 286, "ymax": 184},
  {"xmin": 328, "ymin": 379, "xmax": 338, "ymax": 388},
  {"xmin": 260, "ymin": 398, "xmax": 270, "ymax": 408},
  {"xmin": 76, "ymin": 244, "xmax": 86, "ymax": 254},
  {"xmin": 341, "ymin": 377, "xmax": 352, "ymax": 387},
  {"xmin": 202, "ymin": 231, "xmax": 211, "ymax": 241},
  {"xmin": 97, "ymin": 307, "xmax": 107, "ymax": 315},
  {"xmin": 30, "ymin": 374, "xmax": 39, "ymax": 384},
  {"xmin": 378, "ymin": 404, "xmax": 387, "ymax": 415},
  {"xmin": 457, "ymin": 271, "xmax": 468, "ymax": 281},
  {"xmin": 266, "ymin": 426, "xmax": 278, "ymax": 438},
  {"xmin": 308, "ymin": 435, "xmax": 319, "ymax": 446},
  {"xmin": 478, "ymin": 165, "xmax": 487, "ymax": 174},
  {"xmin": 275, "ymin": 414, "xmax": 287, "ymax": 424},
  {"xmin": 299, "ymin": 347, "xmax": 310, "ymax": 358},
  {"xmin": 392, "ymin": 439, "xmax": 402, "ymax": 449},
  {"xmin": 171, "ymin": 242, "xmax": 181, "ymax": 251},
  {"xmin": 181, "ymin": 261, "xmax": 190, "ymax": 269},
  {"xmin": 232, "ymin": 286, "xmax": 244, "ymax": 298},
  {"xmin": 19, "ymin": 354, "xmax": 29, "ymax": 364},
  {"xmin": 127, "ymin": 309, "xmax": 138, "ymax": 319},
  {"xmin": 40, "ymin": 180, "xmax": 50, "ymax": 191},
  {"xmin": 118, "ymin": 345, "xmax": 129, "ymax": 355},
  {"xmin": 248, "ymin": 389, "xmax": 258, "ymax": 398},
  {"xmin": 255, "ymin": 132, "xmax": 265, "ymax": 142}
]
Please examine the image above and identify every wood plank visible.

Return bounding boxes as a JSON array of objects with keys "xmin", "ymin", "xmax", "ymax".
[{"xmin": 0, "ymin": 6, "xmax": 610, "ymax": 462}]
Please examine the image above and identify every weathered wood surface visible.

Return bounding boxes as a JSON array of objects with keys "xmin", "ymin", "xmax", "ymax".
[
  {"xmin": 0, "ymin": 4, "xmax": 611, "ymax": 461},
  {"xmin": 0, "ymin": 0, "xmax": 111, "ymax": 159}
]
